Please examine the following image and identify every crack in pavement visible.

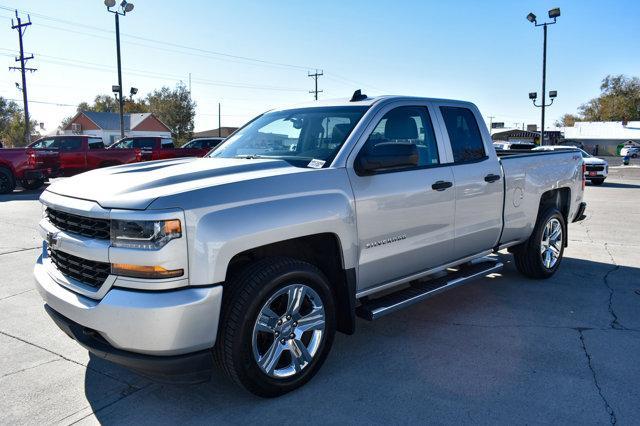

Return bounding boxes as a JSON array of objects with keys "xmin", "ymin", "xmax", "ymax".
[
  {"xmin": 0, "ymin": 330, "xmax": 143, "ymax": 389},
  {"xmin": 0, "ymin": 288, "xmax": 35, "ymax": 302},
  {"xmin": 0, "ymin": 358, "xmax": 61, "ymax": 379},
  {"xmin": 0, "ymin": 246, "xmax": 40, "ymax": 256},
  {"xmin": 59, "ymin": 382, "xmax": 155, "ymax": 425},
  {"xmin": 577, "ymin": 328, "xmax": 617, "ymax": 425},
  {"xmin": 602, "ymin": 243, "xmax": 627, "ymax": 330}
]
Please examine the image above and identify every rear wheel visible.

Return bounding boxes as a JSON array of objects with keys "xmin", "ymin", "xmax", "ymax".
[
  {"xmin": 20, "ymin": 178, "xmax": 45, "ymax": 190},
  {"xmin": 0, "ymin": 167, "xmax": 16, "ymax": 194},
  {"xmin": 590, "ymin": 178, "xmax": 605, "ymax": 186},
  {"xmin": 513, "ymin": 208, "xmax": 565, "ymax": 279},
  {"xmin": 214, "ymin": 257, "xmax": 336, "ymax": 397}
]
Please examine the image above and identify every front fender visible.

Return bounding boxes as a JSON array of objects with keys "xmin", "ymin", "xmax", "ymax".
[{"xmin": 188, "ymin": 191, "xmax": 357, "ymax": 285}]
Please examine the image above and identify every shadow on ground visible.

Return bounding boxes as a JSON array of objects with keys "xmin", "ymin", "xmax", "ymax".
[
  {"xmin": 81, "ymin": 254, "xmax": 640, "ymax": 423},
  {"xmin": 0, "ymin": 188, "xmax": 45, "ymax": 202}
]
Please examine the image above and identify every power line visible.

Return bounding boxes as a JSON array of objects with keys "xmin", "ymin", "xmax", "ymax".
[
  {"xmin": 308, "ymin": 69, "xmax": 323, "ymax": 100},
  {"xmin": 0, "ymin": 5, "xmax": 385, "ymax": 93}
]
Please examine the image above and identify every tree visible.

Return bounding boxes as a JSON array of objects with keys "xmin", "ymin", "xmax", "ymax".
[
  {"xmin": 0, "ymin": 97, "xmax": 39, "ymax": 147},
  {"xmin": 146, "ymin": 83, "xmax": 196, "ymax": 146},
  {"xmin": 555, "ymin": 113, "xmax": 580, "ymax": 127},
  {"xmin": 558, "ymin": 74, "xmax": 640, "ymax": 125}
]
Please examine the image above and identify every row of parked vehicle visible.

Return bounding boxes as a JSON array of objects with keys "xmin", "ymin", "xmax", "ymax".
[{"xmin": 0, "ymin": 135, "xmax": 225, "ymax": 194}]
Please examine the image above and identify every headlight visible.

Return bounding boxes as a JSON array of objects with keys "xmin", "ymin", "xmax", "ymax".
[{"xmin": 110, "ymin": 219, "xmax": 182, "ymax": 250}]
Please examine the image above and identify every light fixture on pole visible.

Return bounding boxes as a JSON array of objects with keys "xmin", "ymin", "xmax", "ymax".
[
  {"xmin": 104, "ymin": 0, "xmax": 134, "ymax": 138},
  {"xmin": 526, "ymin": 7, "xmax": 560, "ymax": 145}
]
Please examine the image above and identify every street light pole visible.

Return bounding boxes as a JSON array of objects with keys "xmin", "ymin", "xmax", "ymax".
[
  {"xmin": 104, "ymin": 0, "xmax": 134, "ymax": 139},
  {"xmin": 527, "ymin": 8, "xmax": 560, "ymax": 145},
  {"xmin": 114, "ymin": 11, "xmax": 124, "ymax": 139}
]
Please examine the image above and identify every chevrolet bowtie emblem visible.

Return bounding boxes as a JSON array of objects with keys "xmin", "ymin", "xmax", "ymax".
[{"xmin": 46, "ymin": 232, "xmax": 59, "ymax": 249}]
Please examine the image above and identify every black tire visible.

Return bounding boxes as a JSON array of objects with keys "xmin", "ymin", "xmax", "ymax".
[
  {"xmin": 590, "ymin": 178, "xmax": 605, "ymax": 186},
  {"xmin": 214, "ymin": 257, "xmax": 336, "ymax": 397},
  {"xmin": 0, "ymin": 167, "xmax": 16, "ymax": 194},
  {"xmin": 632, "ymin": 153, "xmax": 638, "ymax": 158},
  {"xmin": 513, "ymin": 208, "xmax": 566, "ymax": 279},
  {"xmin": 20, "ymin": 178, "xmax": 45, "ymax": 190}
]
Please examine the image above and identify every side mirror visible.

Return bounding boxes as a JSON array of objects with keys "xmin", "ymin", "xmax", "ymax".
[{"xmin": 356, "ymin": 142, "xmax": 419, "ymax": 175}]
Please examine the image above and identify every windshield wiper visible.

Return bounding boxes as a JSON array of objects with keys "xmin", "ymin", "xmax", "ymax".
[{"xmin": 234, "ymin": 154, "xmax": 264, "ymax": 159}]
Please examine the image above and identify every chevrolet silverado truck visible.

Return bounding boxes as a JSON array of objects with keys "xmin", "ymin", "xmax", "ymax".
[
  {"xmin": 0, "ymin": 147, "xmax": 59, "ymax": 193},
  {"xmin": 34, "ymin": 94, "xmax": 587, "ymax": 397},
  {"xmin": 29, "ymin": 135, "xmax": 144, "ymax": 177}
]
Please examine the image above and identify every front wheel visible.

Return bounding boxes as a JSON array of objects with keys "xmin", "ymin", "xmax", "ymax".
[
  {"xmin": 0, "ymin": 167, "xmax": 16, "ymax": 194},
  {"xmin": 214, "ymin": 257, "xmax": 336, "ymax": 397},
  {"xmin": 513, "ymin": 208, "xmax": 565, "ymax": 279},
  {"xmin": 20, "ymin": 178, "xmax": 45, "ymax": 190}
]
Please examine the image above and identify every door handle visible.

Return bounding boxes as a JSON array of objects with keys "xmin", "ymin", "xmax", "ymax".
[
  {"xmin": 431, "ymin": 180, "xmax": 453, "ymax": 191},
  {"xmin": 484, "ymin": 174, "xmax": 501, "ymax": 183}
]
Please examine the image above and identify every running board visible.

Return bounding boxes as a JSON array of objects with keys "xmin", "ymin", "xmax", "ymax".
[{"xmin": 356, "ymin": 258, "xmax": 503, "ymax": 321}]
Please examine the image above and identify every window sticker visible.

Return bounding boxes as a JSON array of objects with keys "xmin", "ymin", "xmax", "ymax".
[{"xmin": 307, "ymin": 159, "xmax": 326, "ymax": 169}]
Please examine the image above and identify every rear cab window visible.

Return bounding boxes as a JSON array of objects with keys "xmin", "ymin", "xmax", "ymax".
[
  {"xmin": 161, "ymin": 138, "xmax": 175, "ymax": 149},
  {"xmin": 440, "ymin": 106, "xmax": 486, "ymax": 163},
  {"xmin": 88, "ymin": 138, "xmax": 105, "ymax": 149}
]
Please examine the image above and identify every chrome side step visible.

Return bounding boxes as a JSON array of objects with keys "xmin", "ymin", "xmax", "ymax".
[{"xmin": 355, "ymin": 258, "xmax": 503, "ymax": 321}]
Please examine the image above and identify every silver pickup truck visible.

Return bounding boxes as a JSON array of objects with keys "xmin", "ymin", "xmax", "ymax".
[{"xmin": 34, "ymin": 93, "xmax": 587, "ymax": 396}]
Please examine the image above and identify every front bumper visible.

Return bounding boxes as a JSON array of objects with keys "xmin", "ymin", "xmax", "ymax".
[
  {"xmin": 34, "ymin": 254, "xmax": 223, "ymax": 357},
  {"xmin": 44, "ymin": 305, "xmax": 214, "ymax": 384}
]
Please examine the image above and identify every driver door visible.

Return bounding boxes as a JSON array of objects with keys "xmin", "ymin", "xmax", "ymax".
[{"xmin": 347, "ymin": 103, "xmax": 456, "ymax": 291}]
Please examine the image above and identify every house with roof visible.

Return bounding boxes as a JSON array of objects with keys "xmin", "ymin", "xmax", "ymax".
[
  {"xmin": 193, "ymin": 127, "xmax": 238, "ymax": 138},
  {"xmin": 61, "ymin": 111, "xmax": 172, "ymax": 145}
]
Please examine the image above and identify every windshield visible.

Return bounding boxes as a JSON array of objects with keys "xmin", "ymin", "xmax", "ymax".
[{"xmin": 209, "ymin": 106, "xmax": 368, "ymax": 167}]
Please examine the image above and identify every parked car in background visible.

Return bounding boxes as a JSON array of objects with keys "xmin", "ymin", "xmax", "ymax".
[
  {"xmin": 0, "ymin": 146, "xmax": 59, "ymax": 193},
  {"xmin": 181, "ymin": 137, "xmax": 225, "ymax": 157},
  {"xmin": 492, "ymin": 141, "xmax": 535, "ymax": 150},
  {"xmin": 534, "ymin": 145, "xmax": 608, "ymax": 185},
  {"xmin": 620, "ymin": 146, "xmax": 639, "ymax": 158},
  {"xmin": 109, "ymin": 136, "xmax": 206, "ymax": 159},
  {"xmin": 35, "ymin": 94, "xmax": 586, "ymax": 396},
  {"xmin": 30, "ymin": 135, "xmax": 143, "ymax": 177}
]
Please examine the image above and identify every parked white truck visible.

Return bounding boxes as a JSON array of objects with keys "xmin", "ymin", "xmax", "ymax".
[{"xmin": 35, "ymin": 93, "xmax": 587, "ymax": 396}]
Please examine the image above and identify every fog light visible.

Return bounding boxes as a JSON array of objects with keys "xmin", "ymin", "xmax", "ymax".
[{"xmin": 111, "ymin": 263, "xmax": 183, "ymax": 279}]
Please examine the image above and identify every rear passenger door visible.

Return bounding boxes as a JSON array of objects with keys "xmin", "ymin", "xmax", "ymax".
[
  {"xmin": 437, "ymin": 105, "xmax": 503, "ymax": 258},
  {"xmin": 347, "ymin": 103, "xmax": 455, "ymax": 291},
  {"xmin": 58, "ymin": 137, "xmax": 86, "ymax": 177}
]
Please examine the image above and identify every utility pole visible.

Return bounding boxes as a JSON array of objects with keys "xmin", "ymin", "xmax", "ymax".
[
  {"xmin": 218, "ymin": 103, "xmax": 221, "ymax": 137},
  {"xmin": 308, "ymin": 69, "xmax": 323, "ymax": 100},
  {"xmin": 188, "ymin": 72, "xmax": 192, "ymax": 94},
  {"xmin": 487, "ymin": 115, "xmax": 495, "ymax": 132},
  {"xmin": 9, "ymin": 10, "xmax": 36, "ymax": 145}
]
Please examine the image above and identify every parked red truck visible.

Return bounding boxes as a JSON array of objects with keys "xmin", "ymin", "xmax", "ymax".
[
  {"xmin": 0, "ymin": 147, "xmax": 59, "ymax": 194},
  {"xmin": 29, "ymin": 135, "xmax": 144, "ymax": 177},
  {"xmin": 108, "ymin": 136, "xmax": 205, "ymax": 160}
]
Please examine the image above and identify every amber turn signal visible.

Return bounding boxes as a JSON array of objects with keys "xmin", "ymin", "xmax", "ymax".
[{"xmin": 111, "ymin": 263, "xmax": 184, "ymax": 279}]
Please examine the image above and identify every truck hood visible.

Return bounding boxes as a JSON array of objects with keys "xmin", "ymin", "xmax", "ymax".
[
  {"xmin": 583, "ymin": 157, "xmax": 607, "ymax": 165},
  {"xmin": 45, "ymin": 157, "xmax": 308, "ymax": 210}
]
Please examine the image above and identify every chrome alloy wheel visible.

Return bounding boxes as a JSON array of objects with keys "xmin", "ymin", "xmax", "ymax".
[
  {"xmin": 540, "ymin": 217, "xmax": 562, "ymax": 269},
  {"xmin": 252, "ymin": 284, "xmax": 325, "ymax": 379}
]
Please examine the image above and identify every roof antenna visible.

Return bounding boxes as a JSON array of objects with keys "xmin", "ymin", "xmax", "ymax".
[{"xmin": 350, "ymin": 89, "xmax": 367, "ymax": 102}]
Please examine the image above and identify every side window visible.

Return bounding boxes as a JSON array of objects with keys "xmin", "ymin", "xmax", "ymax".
[
  {"xmin": 60, "ymin": 138, "xmax": 82, "ymax": 151},
  {"xmin": 440, "ymin": 106, "xmax": 486, "ymax": 162},
  {"xmin": 161, "ymin": 138, "xmax": 175, "ymax": 149},
  {"xmin": 364, "ymin": 106, "xmax": 439, "ymax": 168},
  {"xmin": 30, "ymin": 138, "xmax": 57, "ymax": 149},
  {"xmin": 88, "ymin": 138, "xmax": 104, "ymax": 149},
  {"xmin": 133, "ymin": 138, "xmax": 156, "ymax": 150}
]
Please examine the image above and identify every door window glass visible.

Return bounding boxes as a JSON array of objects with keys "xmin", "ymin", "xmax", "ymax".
[
  {"xmin": 440, "ymin": 107, "xmax": 486, "ymax": 162},
  {"xmin": 364, "ymin": 106, "xmax": 439, "ymax": 168},
  {"xmin": 88, "ymin": 138, "xmax": 105, "ymax": 149}
]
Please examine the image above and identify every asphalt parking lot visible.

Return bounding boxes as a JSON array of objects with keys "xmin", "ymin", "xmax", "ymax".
[{"xmin": 1, "ymin": 165, "xmax": 639, "ymax": 425}]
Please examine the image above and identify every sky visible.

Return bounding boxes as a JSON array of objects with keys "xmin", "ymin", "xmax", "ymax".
[{"xmin": 0, "ymin": 0, "xmax": 639, "ymax": 133}]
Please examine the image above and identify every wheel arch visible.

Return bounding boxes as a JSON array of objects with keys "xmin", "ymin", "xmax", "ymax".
[{"xmin": 225, "ymin": 233, "xmax": 356, "ymax": 335}]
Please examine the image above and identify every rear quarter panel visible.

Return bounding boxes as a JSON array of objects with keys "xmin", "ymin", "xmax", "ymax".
[{"xmin": 500, "ymin": 151, "xmax": 584, "ymax": 245}]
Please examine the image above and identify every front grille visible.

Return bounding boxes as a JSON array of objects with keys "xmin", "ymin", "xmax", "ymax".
[
  {"xmin": 586, "ymin": 165, "xmax": 604, "ymax": 172},
  {"xmin": 48, "ymin": 248, "xmax": 110, "ymax": 288},
  {"xmin": 46, "ymin": 208, "xmax": 110, "ymax": 240}
]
